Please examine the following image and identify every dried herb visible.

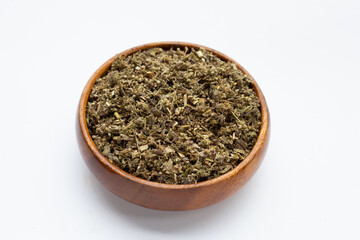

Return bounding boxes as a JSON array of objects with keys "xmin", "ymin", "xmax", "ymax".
[{"xmin": 86, "ymin": 47, "xmax": 261, "ymax": 184}]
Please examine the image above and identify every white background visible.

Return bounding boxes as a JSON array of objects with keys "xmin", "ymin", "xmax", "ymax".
[{"xmin": 0, "ymin": 0, "xmax": 359, "ymax": 239}]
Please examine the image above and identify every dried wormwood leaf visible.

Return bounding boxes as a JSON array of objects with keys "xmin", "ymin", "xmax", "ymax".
[{"xmin": 86, "ymin": 47, "xmax": 261, "ymax": 184}]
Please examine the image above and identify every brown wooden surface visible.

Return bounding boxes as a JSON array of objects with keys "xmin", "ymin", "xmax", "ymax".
[{"xmin": 76, "ymin": 42, "xmax": 270, "ymax": 211}]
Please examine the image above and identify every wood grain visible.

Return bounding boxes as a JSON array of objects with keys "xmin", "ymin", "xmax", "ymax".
[{"xmin": 76, "ymin": 42, "xmax": 270, "ymax": 211}]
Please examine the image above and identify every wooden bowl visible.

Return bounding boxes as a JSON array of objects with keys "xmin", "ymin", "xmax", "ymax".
[{"xmin": 76, "ymin": 42, "xmax": 270, "ymax": 211}]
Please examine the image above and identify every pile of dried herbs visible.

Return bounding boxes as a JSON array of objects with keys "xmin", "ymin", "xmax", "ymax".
[{"xmin": 86, "ymin": 47, "xmax": 261, "ymax": 184}]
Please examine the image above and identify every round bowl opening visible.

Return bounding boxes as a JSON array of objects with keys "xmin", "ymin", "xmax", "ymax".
[{"xmin": 77, "ymin": 41, "xmax": 270, "ymax": 210}]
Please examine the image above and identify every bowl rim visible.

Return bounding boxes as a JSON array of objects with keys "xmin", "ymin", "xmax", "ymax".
[{"xmin": 78, "ymin": 41, "xmax": 269, "ymax": 190}]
